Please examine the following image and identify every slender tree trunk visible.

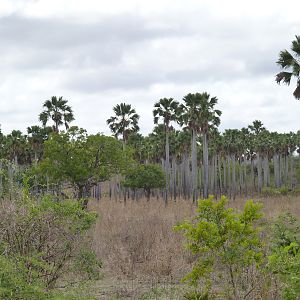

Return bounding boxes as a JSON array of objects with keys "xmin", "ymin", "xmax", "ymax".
[
  {"xmin": 231, "ymin": 154, "xmax": 236, "ymax": 199},
  {"xmin": 203, "ymin": 132, "xmax": 209, "ymax": 199},
  {"xmin": 274, "ymin": 153, "xmax": 281, "ymax": 188},
  {"xmin": 263, "ymin": 155, "xmax": 270, "ymax": 187},
  {"xmin": 243, "ymin": 159, "xmax": 248, "ymax": 196},
  {"xmin": 257, "ymin": 153, "xmax": 262, "ymax": 193},
  {"xmin": 218, "ymin": 155, "xmax": 222, "ymax": 196},
  {"xmin": 191, "ymin": 129, "xmax": 198, "ymax": 202},
  {"xmin": 165, "ymin": 128, "xmax": 170, "ymax": 204},
  {"xmin": 251, "ymin": 158, "xmax": 255, "ymax": 195}
]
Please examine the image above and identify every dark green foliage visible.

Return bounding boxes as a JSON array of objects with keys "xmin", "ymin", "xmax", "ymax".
[
  {"xmin": 39, "ymin": 96, "xmax": 74, "ymax": 132},
  {"xmin": 35, "ymin": 127, "xmax": 131, "ymax": 201},
  {"xmin": 123, "ymin": 164, "xmax": 165, "ymax": 199},
  {"xmin": 276, "ymin": 35, "xmax": 300, "ymax": 99}
]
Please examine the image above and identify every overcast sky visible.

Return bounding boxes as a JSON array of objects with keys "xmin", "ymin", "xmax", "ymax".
[{"xmin": 0, "ymin": 0, "xmax": 299, "ymax": 135}]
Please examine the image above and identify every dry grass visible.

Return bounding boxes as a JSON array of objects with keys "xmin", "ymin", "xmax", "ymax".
[{"xmin": 88, "ymin": 194, "xmax": 300, "ymax": 299}]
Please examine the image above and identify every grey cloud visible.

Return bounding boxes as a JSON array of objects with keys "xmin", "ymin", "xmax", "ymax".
[
  {"xmin": 64, "ymin": 68, "xmax": 164, "ymax": 93},
  {"xmin": 0, "ymin": 13, "xmax": 190, "ymax": 71}
]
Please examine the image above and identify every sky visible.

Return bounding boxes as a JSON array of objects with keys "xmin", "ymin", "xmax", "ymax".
[{"xmin": 0, "ymin": 0, "xmax": 299, "ymax": 135}]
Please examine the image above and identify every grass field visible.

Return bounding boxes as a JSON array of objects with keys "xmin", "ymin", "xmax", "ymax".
[{"xmin": 87, "ymin": 195, "xmax": 300, "ymax": 299}]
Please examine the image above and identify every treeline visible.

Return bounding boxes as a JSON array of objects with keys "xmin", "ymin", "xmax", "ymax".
[{"xmin": 1, "ymin": 94, "xmax": 300, "ymax": 203}]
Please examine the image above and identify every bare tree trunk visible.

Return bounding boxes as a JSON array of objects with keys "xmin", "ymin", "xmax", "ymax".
[
  {"xmin": 165, "ymin": 129, "xmax": 170, "ymax": 205},
  {"xmin": 257, "ymin": 153, "xmax": 262, "ymax": 193},
  {"xmin": 203, "ymin": 132, "xmax": 209, "ymax": 199},
  {"xmin": 263, "ymin": 155, "xmax": 270, "ymax": 187},
  {"xmin": 191, "ymin": 129, "xmax": 198, "ymax": 202},
  {"xmin": 274, "ymin": 153, "xmax": 281, "ymax": 188},
  {"xmin": 231, "ymin": 154, "xmax": 236, "ymax": 199}
]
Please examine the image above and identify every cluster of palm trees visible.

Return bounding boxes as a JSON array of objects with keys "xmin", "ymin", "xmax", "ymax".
[
  {"xmin": 1, "ymin": 34, "xmax": 299, "ymax": 201},
  {"xmin": 107, "ymin": 93, "xmax": 222, "ymax": 200},
  {"xmin": 107, "ymin": 96, "xmax": 300, "ymax": 200},
  {"xmin": 0, "ymin": 96, "xmax": 74, "ymax": 165}
]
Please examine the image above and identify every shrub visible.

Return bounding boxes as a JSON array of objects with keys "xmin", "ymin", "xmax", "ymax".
[
  {"xmin": 268, "ymin": 213, "xmax": 300, "ymax": 300},
  {"xmin": 123, "ymin": 164, "xmax": 165, "ymax": 200},
  {"xmin": 0, "ymin": 188, "xmax": 100, "ymax": 299},
  {"xmin": 175, "ymin": 195, "xmax": 264, "ymax": 299}
]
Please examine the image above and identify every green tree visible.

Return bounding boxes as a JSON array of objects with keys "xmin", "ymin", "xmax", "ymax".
[
  {"xmin": 37, "ymin": 127, "xmax": 131, "ymax": 206},
  {"xmin": 153, "ymin": 98, "xmax": 179, "ymax": 201},
  {"xmin": 180, "ymin": 93, "xmax": 221, "ymax": 200},
  {"xmin": 39, "ymin": 96, "xmax": 74, "ymax": 132},
  {"xmin": 123, "ymin": 164, "xmax": 165, "ymax": 200},
  {"xmin": 175, "ymin": 196, "xmax": 263, "ymax": 299},
  {"xmin": 106, "ymin": 103, "xmax": 140, "ymax": 149},
  {"xmin": 3, "ymin": 130, "xmax": 29, "ymax": 164},
  {"xmin": 27, "ymin": 125, "xmax": 52, "ymax": 163},
  {"xmin": 276, "ymin": 35, "xmax": 300, "ymax": 99}
]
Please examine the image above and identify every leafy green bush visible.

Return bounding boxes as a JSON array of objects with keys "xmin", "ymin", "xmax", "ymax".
[
  {"xmin": 261, "ymin": 186, "xmax": 291, "ymax": 197},
  {"xmin": 175, "ymin": 195, "xmax": 264, "ymax": 299},
  {"xmin": 123, "ymin": 164, "xmax": 165, "ymax": 200},
  {"xmin": 267, "ymin": 213, "xmax": 300, "ymax": 300},
  {"xmin": 0, "ymin": 255, "xmax": 46, "ymax": 300},
  {"xmin": 268, "ymin": 242, "xmax": 300, "ymax": 300},
  {"xmin": 0, "ymin": 188, "xmax": 100, "ymax": 299}
]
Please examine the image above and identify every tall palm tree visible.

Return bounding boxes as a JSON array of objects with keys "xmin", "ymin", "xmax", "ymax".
[
  {"xmin": 180, "ymin": 92, "xmax": 221, "ymax": 200},
  {"xmin": 276, "ymin": 35, "xmax": 300, "ymax": 99},
  {"xmin": 106, "ymin": 103, "xmax": 140, "ymax": 148},
  {"xmin": 39, "ymin": 96, "xmax": 74, "ymax": 132},
  {"xmin": 153, "ymin": 98, "xmax": 179, "ymax": 200}
]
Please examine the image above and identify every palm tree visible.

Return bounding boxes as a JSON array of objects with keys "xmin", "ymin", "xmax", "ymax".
[
  {"xmin": 106, "ymin": 103, "xmax": 139, "ymax": 149},
  {"xmin": 4, "ymin": 130, "xmax": 28, "ymax": 164},
  {"xmin": 39, "ymin": 96, "xmax": 74, "ymax": 132},
  {"xmin": 180, "ymin": 92, "xmax": 221, "ymax": 200},
  {"xmin": 276, "ymin": 35, "xmax": 300, "ymax": 99},
  {"xmin": 27, "ymin": 125, "xmax": 53, "ymax": 163},
  {"xmin": 153, "ymin": 98, "xmax": 179, "ymax": 201}
]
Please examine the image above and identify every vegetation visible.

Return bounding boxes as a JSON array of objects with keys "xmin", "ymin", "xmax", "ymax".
[
  {"xmin": 35, "ymin": 127, "xmax": 130, "ymax": 206},
  {"xmin": 276, "ymin": 35, "xmax": 300, "ymax": 99},
  {"xmin": 39, "ymin": 96, "xmax": 74, "ymax": 133},
  {"xmin": 0, "ymin": 185, "xmax": 100, "ymax": 299},
  {"xmin": 0, "ymin": 35, "xmax": 299, "ymax": 299},
  {"xmin": 175, "ymin": 196, "xmax": 264, "ymax": 299},
  {"xmin": 122, "ymin": 163, "xmax": 165, "ymax": 200},
  {"xmin": 176, "ymin": 196, "xmax": 300, "ymax": 300}
]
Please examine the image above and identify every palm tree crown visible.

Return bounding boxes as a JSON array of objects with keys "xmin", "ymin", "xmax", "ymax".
[
  {"xmin": 180, "ymin": 92, "xmax": 221, "ymax": 133},
  {"xmin": 276, "ymin": 35, "xmax": 300, "ymax": 99},
  {"xmin": 153, "ymin": 98, "xmax": 179, "ymax": 129},
  {"xmin": 39, "ymin": 96, "xmax": 74, "ymax": 132},
  {"xmin": 106, "ymin": 103, "xmax": 140, "ymax": 144}
]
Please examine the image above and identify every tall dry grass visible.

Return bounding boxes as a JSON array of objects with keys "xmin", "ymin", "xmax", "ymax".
[
  {"xmin": 90, "ymin": 194, "xmax": 300, "ymax": 283},
  {"xmin": 87, "ymin": 195, "xmax": 300, "ymax": 299}
]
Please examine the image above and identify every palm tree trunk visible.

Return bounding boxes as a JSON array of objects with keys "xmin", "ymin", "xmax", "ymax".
[
  {"xmin": 263, "ymin": 155, "xmax": 270, "ymax": 187},
  {"xmin": 250, "ymin": 158, "xmax": 255, "ymax": 195},
  {"xmin": 165, "ymin": 129, "xmax": 170, "ymax": 204},
  {"xmin": 257, "ymin": 153, "xmax": 262, "ymax": 193},
  {"xmin": 274, "ymin": 153, "xmax": 281, "ymax": 188},
  {"xmin": 191, "ymin": 128, "xmax": 198, "ymax": 201},
  {"xmin": 231, "ymin": 154, "xmax": 236, "ymax": 199},
  {"xmin": 203, "ymin": 132, "xmax": 209, "ymax": 199}
]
